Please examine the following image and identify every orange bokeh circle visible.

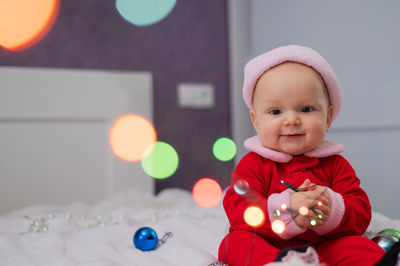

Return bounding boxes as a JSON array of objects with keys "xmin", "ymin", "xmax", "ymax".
[
  {"xmin": 0, "ymin": 0, "xmax": 60, "ymax": 51},
  {"xmin": 110, "ymin": 114, "xmax": 157, "ymax": 162},
  {"xmin": 244, "ymin": 206, "xmax": 265, "ymax": 228},
  {"xmin": 192, "ymin": 178, "xmax": 222, "ymax": 208}
]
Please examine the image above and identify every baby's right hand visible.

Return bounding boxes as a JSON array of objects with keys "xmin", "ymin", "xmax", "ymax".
[{"xmin": 289, "ymin": 179, "xmax": 330, "ymax": 229}]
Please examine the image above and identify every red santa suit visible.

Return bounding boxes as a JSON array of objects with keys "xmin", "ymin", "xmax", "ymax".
[{"xmin": 218, "ymin": 136, "xmax": 385, "ymax": 265}]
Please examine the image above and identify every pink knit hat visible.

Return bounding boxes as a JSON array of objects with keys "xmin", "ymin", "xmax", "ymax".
[{"xmin": 243, "ymin": 45, "xmax": 342, "ymax": 122}]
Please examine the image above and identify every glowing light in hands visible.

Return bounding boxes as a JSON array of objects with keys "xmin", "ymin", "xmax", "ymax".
[
  {"xmin": 280, "ymin": 203, "xmax": 288, "ymax": 210},
  {"xmin": 310, "ymin": 219, "xmax": 317, "ymax": 226},
  {"xmin": 298, "ymin": 206, "xmax": 309, "ymax": 216},
  {"xmin": 271, "ymin": 219, "xmax": 286, "ymax": 234}
]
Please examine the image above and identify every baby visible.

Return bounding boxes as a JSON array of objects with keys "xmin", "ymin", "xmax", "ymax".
[{"xmin": 218, "ymin": 45, "xmax": 396, "ymax": 265}]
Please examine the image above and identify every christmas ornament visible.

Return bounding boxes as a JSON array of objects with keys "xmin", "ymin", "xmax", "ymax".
[
  {"xmin": 372, "ymin": 229, "xmax": 400, "ymax": 252},
  {"xmin": 134, "ymin": 227, "xmax": 158, "ymax": 251},
  {"xmin": 133, "ymin": 227, "xmax": 173, "ymax": 251}
]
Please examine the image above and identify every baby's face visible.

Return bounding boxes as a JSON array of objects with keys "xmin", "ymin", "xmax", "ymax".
[{"xmin": 250, "ymin": 62, "xmax": 333, "ymax": 155}]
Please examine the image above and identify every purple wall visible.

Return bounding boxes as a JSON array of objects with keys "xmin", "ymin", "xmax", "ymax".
[{"xmin": 0, "ymin": 0, "xmax": 232, "ymax": 193}]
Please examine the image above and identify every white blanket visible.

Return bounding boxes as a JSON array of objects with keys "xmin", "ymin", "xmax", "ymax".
[{"xmin": 0, "ymin": 188, "xmax": 399, "ymax": 266}]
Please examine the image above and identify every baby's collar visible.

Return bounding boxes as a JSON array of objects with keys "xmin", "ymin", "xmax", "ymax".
[{"xmin": 244, "ymin": 135, "xmax": 344, "ymax": 163}]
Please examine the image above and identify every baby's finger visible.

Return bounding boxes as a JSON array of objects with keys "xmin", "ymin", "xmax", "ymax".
[
  {"xmin": 319, "ymin": 192, "xmax": 331, "ymax": 208},
  {"xmin": 313, "ymin": 205, "xmax": 330, "ymax": 219},
  {"xmin": 297, "ymin": 179, "xmax": 311, "ymax": 190}
]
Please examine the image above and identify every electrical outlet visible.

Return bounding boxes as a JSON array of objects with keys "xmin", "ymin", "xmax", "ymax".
[{"xmin": 177, "ymin": 83, "xmax": 215, "ymax": 109}]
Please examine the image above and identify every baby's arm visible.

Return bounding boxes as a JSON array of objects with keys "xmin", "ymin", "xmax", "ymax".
[
  {"xmin": 224, "ymin": 153, "xmax": 307, "ymax": 240},
  {"xmin": 311, "ymin": 155, "xmax": 371, "ymax": 237}
]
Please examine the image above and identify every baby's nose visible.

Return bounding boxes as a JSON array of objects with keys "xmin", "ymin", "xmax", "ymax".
[{"xmin": 284, "ymin": 111, "xmax": 300, "ymax": 126}]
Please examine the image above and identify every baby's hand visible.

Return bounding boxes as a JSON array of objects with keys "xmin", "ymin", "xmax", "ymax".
[{"xmin": 289, "ymin": 179, "xmax": 331, "ymax": 229}]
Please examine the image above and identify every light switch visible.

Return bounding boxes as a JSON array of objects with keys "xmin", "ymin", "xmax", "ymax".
[{"xmin": 177, "ymin": 83, "xmax": 215, "ymax": 109}]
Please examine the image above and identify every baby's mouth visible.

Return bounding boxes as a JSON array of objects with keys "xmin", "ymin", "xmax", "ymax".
[{"xmin": 281, "ymin": 133, "xmax": 305, "ymax": 138}]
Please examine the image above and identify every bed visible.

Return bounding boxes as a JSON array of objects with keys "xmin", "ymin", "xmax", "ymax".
[
  {"xmin": 1, "ymin": 188, "xmax": 400, "ymax": 266},
  {"xmin": 0, "ymin": 67, "xmax": 399, "ymax": 266}
]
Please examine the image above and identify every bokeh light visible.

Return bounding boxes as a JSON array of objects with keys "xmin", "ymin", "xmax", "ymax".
[
  {"xmin": 271, "ymin": 219, "xmax": 286, "ymax": 234},
  {"xmin": 244, "ymin": 206, "xmax": 265, "ymax": 228},
  {"xmin": 115, "ymin": 0, "xmax": 176, "ymax": 27},
  {"xmin": 213, "ymin": 137, "xmax": 237, "ymax": 161},
  {"xmin": 192, "ymin": 178, "xmax": 222, "ymax": 208},
  {"xmin": 299, "ymin": 206, "xmax": 309, "ymax": 216},
  {"xmin": 280, "ymin": 203, "xmax": 288, "ymax": 210},
  {"xmin": 317, "ymin": 200, "xmax": 323, "ymax": 207},
  {"xmin": 234, "ymin": 179, "xmax": 249, "ymax": 195},
  {"xmin": 141, "ymin": 141, "xmax": 179, "ymax": 179},
  {"xmin": 110, "ymin": 114, "xmax": 157, "ymax": 162},
  {"xmin": 273, "ymin": 209, "xmax": 281, "ymax": 217},
  {"xmin": 310, "ymin": 219, "xmax": 317, "ymax": 226},
  {"xmin": 0, "ymin": 0, "xmax": 59, "ymax": 51}
]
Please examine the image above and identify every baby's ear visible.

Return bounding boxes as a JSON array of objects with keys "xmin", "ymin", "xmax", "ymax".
[
  {"xmin": 326, "ymin": 105, "xmax": 334, "ymax": 131},
  {"xmin": 250, "ymin": 109, "xmax": 258, "ymax": 132}
]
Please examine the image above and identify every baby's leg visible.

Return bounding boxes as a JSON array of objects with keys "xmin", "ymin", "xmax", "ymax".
[
  {"xmin": 316, "ymin": 235, "xmax": 385, "ymax": 265},
  {"xmin": 218, "ymin": 230, "xmax": 280, "ymax": 265}
]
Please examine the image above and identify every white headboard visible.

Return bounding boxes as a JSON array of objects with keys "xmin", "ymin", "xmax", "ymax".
[{"xmin": 0, "ymin": 66, "xmax": 154, "ymax": 214}]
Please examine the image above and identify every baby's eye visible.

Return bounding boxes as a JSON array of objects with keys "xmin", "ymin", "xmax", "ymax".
[
  {"xmin": 269, "ymin": 109, "xmax": 281, "ymax": 115},
  {"xmin": 300, "ymin": 106, "xmax": 313, "ymax": 113}
]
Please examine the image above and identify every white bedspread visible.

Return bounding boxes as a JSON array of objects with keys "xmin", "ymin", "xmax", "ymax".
[{"xmin": 0, "ymin": 188, "xmax": 399, "ymax": 266}]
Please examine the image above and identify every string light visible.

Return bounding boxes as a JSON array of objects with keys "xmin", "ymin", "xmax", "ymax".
[
  {"xmin": 273, "ymin": 210, "xmax": 281, "ymax": 217},
  {"xmin": 271, "ymin": 219, "xmax": 286, "ymax": 234},
  {"xmin": 268, "ymin": 181, "xmax": 328, "ymax": 231},
  {"xmin": 298, "ymin": 206, "xmax": 309, "ymax": 216},
  {"xmin": 310, "ymin": 219, "xmax": 317, "ymax": 226}
]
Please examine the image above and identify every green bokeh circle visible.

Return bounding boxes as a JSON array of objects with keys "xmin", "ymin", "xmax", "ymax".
[
  {"xmin": 116, "ymin": 0, "xmax": 176, "ymax": 27},
  {"xmin": 141, "ymin": 141, "xmax": 178, "ymax": 179},
  {"xmin": 213, "ymin": 137, "xmax": 237, "ymax": 161}
]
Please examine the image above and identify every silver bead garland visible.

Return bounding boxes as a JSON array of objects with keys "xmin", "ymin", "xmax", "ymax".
[{"xmin": 19, "ymin": 210, "xmax": 224, "ymax": 234}]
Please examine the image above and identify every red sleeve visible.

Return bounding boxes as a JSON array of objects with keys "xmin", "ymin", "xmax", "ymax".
[
  {"xmin": 321, "ymin": 155, "xmax": 371, "ymax": 237},
  {"xmin": 223, "ymin": 152, "xmax": 278, "ymax": 239}
]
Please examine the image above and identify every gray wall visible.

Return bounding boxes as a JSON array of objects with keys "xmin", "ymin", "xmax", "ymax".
[
  {"xmin": 229, "ymin": 0, "xmax": 400, "ymax": 218},
  {"xmin": 0, "ymin": 1, "xmax": 233, "ymax": 194}
]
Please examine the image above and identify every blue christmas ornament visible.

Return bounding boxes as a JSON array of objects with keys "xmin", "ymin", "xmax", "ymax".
[
  {"xmin": 134, "ymin": 227, "xmax": 158, "ymax": 251},
  {"xmin": 372, "ymin": 229, "xmax": 400, "ymax": 252}
]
